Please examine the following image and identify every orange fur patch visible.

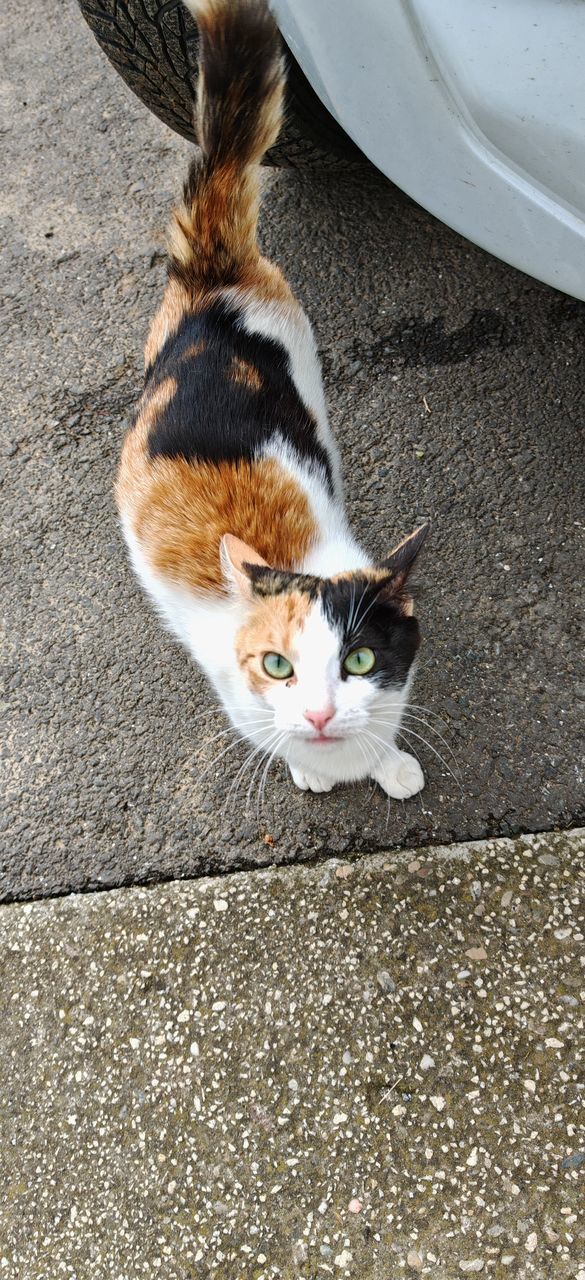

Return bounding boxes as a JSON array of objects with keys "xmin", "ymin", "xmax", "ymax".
[
  {"xmin": 117, "ymin": 448, "xmax": 317, "ymax": 598},
  {"xmin": 235, "ymin": 590, "xmax": 312, "ymax": 695},
  {"xmin": 230, "ymin": 356, "xmax": 263, "ymax": 390},
  {"xmin": 170, "ymin": 165, "xmax": 259, "ymax": 283},
  {"xmin": 144, "ymin": 279, "xmax": 191, "ymax": 370},
  {"xmin": 116, "ymin": 377, "xmax": 177, "ymax": 516},
  {"xmin": 237, "ymin": 252, "xmax": 297, "ymax": 307},
  {"xmin": 182, "ymin": 341, "xmax": 207, "ymax": 361}
]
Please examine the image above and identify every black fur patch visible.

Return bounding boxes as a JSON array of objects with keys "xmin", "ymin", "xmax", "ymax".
[
  {"xmin": 145, "ymin": 300, "xmax": 333, "ymax": 487},
  {"xmin": 246, "ymin": 565, "xmax": 321, "ymax": 599},
  {"xmin": 322, "ymin": 575, "xmax": 420, "ymax": 689}
]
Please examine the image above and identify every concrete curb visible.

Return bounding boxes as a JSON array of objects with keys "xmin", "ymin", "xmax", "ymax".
[{"xmin": 1, "ymin": 831, "xmax": 583, "ymax": 1277}]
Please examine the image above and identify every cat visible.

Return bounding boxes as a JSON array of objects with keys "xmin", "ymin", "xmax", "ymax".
[{"xmin": 116, "ymin": 0, "xmax": 430, "ymax": 799}]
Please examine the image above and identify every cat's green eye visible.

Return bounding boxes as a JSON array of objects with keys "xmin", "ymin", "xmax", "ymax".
[
  {"xmin": 263, "ymin": 652, "xmax": 294, "ymax": 680},
  {"xmin": 343, "ymin": 646, "xmax": 376, "ymax": 676}
]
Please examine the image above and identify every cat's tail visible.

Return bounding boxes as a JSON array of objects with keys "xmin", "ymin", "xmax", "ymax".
[{"xmin": 169, "ymin": 0, "xmax": 285, "ymax": 287}]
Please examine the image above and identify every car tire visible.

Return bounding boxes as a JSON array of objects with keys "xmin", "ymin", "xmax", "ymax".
[{"xmin": 77, "ymin": 0, "xmax": 364, "ymax": 168}]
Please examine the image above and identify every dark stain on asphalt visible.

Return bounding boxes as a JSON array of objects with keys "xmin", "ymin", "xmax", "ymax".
[{"xmin": 358, "ymin": 309, "xmax": 516, "ymax": 369}]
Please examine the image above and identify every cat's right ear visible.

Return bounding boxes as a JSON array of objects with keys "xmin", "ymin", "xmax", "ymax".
[{"xmin": 220, "ymin": 534, "xmax": 270, "ymax": 599}]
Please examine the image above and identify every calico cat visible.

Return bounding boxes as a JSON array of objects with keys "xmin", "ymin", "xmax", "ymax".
[{"xmin": 116, "ymin": 0, "xmax": 430, "ymax": 798}]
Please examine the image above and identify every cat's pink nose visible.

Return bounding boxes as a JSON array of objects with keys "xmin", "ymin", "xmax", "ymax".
[{"xmin": 304, "ymin": 706, "xmax": 335, "ymax": 733}]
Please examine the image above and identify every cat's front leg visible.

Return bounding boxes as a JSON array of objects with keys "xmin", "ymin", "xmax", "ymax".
[
  {"xmin": 289, "ymin": 765, "xmax": 334, "ymax": 793},
  {"xmin": 372, "ymin": 749, "xmax": 424, "ymax": 800}
]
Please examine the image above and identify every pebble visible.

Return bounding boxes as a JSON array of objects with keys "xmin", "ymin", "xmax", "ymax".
[
  {"xmin": 334, "ymin": 1249, "xmax": 352, "ymax": 1268},
  {"xmin": 407, "ymin": 1250, "xmax": 423, "ymax": 1271},
  {"xmin": 459, "ymin": 1261, "xmax": 484, "ymax": 1273},
  {"xmin": 430, "ymin": 1095, "xmax": 446, "ymax": 1111},
  {"xmin": 523, "ymin": 1079, "xmax": 537, "ymax": 1094},
  {"xmin": 545, "ymin": 1037, "xmax": 564, "ymax": 1049},
  {"xmin": 292, "ymin": 1241, "xmax": 308, "ymax": 1265},
  {"xmin": 213, "ymin": 898, "xmax": 228, "ymax": 912},
  {"xmin": 465, "ymin": 946, "xmax": 488, "ymax": 960},
  {"xmin": 501, "ymin": 1257, "xmax": 515, "ymax": 1267},
  {"xmin": 525, "ymin": 1233, "xmax": 537, "ymax": 1252},
  {"xmin": 420, "ymin": 1054, "xmax": 435, "ymax": 1071},
  {"xmin": 335, "ymin": 865, "xmax": 352, "ymax": 879},
  {"xmin": 333, "ymin": 1112, "xmax": 348, "ymax": 1125},
  {"xmin": 501, "ymin": 890, "xmax": 513, "ymax": 907},
  {"xmin": 377, "ymin": 970, "xmax": 396, "ymax": 993},
  {"xmin": 348, "ymin": 1198, "xmax": 362, "ymax": 1214}
]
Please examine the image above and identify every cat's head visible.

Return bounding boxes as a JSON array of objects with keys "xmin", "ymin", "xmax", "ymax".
[{"xmin": 221, "ymin": 524, "xmax": 429, "ymax": 749}]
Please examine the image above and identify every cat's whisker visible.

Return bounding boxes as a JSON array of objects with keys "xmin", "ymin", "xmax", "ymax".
[
  {"xmin": 198, "ymin": 717, "xmax": 273, "ymax": 750},
  {"xmin": 403, "ymin": 702, "xmax": 454, "ymax": 732},
  {"xmin": 344, "ymin": 579, "xmax": 356, "ymax": 640},
  {"xmin": 361, "ymin": 729, "xmax": 405, "ymax": 822},
  {"xmin": 361, "ymin": 728, "xmax": 426, "ymax": 817},
  {"xmin": 359, "ymin": 731, "xmax": 389, "ymax": 796},
  {"xmin": 350, "ymin": 586, "xmax": 382, "ymax": 642},
  {"xmin": 189, "ymin": 705, "xmax": 270, "ymax": 730},
  {"xmin": 376, "ymin": 698, "xmax": 452, "ymax": 733},
  {"xmin": 245, "ymin": 729, "xmax": 287, "ymax": 815},
  {"xmin": 400, "ymin": 712, "xmax": 459, "ymax": 767},
  {"xmin": 195, "ymin": 731, "xmax": 261, "ymax": 792},
  {"xmin": 373, "ymin": 709, "xmax": 459, "ymax": 768},
  {"xmin": 245, "ymin": 730, "xmax": 285, "ymax": 813},
  {"xmin": 362, "ymin": 727, "xmax": 405, "ymax": 765},
  {"xmin": 354, "ymin": 731, "xmax": 375, "ymax": 781},
  {"xmin": 358, "ymin": 731, "xmax": 387, "ymax": 797},
  {"xmin": 223, "ymin": 735, "xmax": 275, "ymax": 812},
  {"xmin": 371, "ymin": 714, "xmax": 461, "ymax": 778},
  {"xmin": 256, "ymin": 732, "xmax": 289, "ymax": 816},
  {"xmin": 393, "ymin": 724, "xmax": 463, "ymax": 791},
  {"xmin": 347, "ymin": 581, "xmax": 369, "ymax": 641},
  {"xmin": 224, "ymin": 727, "xmax": 282, "ymax": 815}
]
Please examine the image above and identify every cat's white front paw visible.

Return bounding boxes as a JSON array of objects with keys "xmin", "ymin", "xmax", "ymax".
[
  {"xmin": 374, "ymin": 751, "xmax": 424, "ymax": 800},
  {"xmin": 290, "ymin": 765, "xmax": 334, "ymax": 793}
]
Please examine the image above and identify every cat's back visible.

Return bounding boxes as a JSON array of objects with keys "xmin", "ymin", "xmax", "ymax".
[
  {"xmin": 116, "ymin": 273, "xmax": 335, "ymax": 598},
  {"xmin": 116, "ymin": 0, "xmax": 342, "ymax": 604}
]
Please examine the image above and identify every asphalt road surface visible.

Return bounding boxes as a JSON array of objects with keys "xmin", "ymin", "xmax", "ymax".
[{"xmin": 2, "ymin": 0, "xmax": 584, "ymax": 901}]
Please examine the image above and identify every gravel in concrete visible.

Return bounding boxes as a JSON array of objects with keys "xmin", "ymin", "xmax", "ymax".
[
  {"xmin": 1, "ymin": 831, "xmax": 583, "ymax": 1277},
  {"xmin": 2, "ymin": 0, "xmax": 584, "ymax": 899}
]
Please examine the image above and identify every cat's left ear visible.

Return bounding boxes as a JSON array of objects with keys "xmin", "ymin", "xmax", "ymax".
[
  {"xmin": 381, "ymin": 522, "xmax": 430, "ymax": 580},
  {"xmin": 220, "ymin": 534, "xmax": 270, "ymax": 599}
]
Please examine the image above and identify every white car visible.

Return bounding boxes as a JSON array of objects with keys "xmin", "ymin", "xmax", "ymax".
[{"xmin": 80, "ymin": 0, "xmax": 585, "ymax": 300}]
